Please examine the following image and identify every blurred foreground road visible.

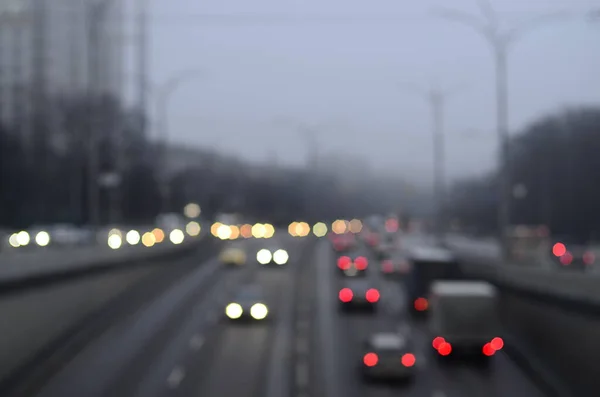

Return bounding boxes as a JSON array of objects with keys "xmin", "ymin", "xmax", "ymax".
[{"xmin": 4, "ymin": 234, "xmax": 553, "ymax": 397}]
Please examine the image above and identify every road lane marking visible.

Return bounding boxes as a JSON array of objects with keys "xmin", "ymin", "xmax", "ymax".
[
  {"xmin": 166, "ymin": 366, "xmax": 185, "ymax": 388},
  {"xmin": 432, "ymin": 390, "xmax": 447, "ymax": 397},
  {"xmin": 295, "ymin": 361, "xmax": 309, "ymax": 388},
  {"xmin": 189, "ymin": 334, "xmax": 204, "ymax": 350},
  {"xmin": 295, "ymin": 337, "xmax": 309, "ymax": 354}
]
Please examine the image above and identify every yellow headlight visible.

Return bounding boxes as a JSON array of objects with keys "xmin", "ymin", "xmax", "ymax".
[
  {"xmin": 250, "ymin": 303, "xmax": 268, "ymax": 320},
  {"xmin": 225, "ymin": 303, "xmax": 243, "ymax": 319}
]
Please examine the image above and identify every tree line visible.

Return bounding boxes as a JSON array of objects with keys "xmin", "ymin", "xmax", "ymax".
[
  {"xmin": 1, "ymin": 93, "xmax": 405, "ymax": 229},
  {"xmin": 445, "ymin": 106, "xmax": 600, "ymax": 242}
]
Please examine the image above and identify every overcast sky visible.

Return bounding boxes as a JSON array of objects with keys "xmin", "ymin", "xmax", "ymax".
[{"xmin": 122, "ymin": 0, "xmax": 599, "ymax": 185}]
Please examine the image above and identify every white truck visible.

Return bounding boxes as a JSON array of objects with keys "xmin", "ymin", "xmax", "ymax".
[{"xmin": 428, "ymin": 281, "xmax": 503, "ymax": 360}]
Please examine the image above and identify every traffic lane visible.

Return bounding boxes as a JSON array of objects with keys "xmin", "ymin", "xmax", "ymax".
[
  {"xmin": 0, "ymin": 266, "xmax": 159, "ymax": 385},
  {"xmin": 134, "ymin": 234, "xmax": 306, "ymax": 397},
  {"xmin": 31, "ymin": 237, "xmax": 260, "ymax": 397},
  {"xmin": 327, "ymin": 266, "xmax": 435, "ymax": 397},
  {"xmin": 376, "ymin": 260, "xmax": 547, "ymax": 397},
  {"xmin": 312, "ymin": 240, "xmax": 429, "ymax": 397},
  {"xmin": 316, "ymin": 242, "xmax": 548, "ymax": 397}
]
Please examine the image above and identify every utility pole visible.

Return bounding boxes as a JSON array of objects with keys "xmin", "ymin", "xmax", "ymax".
[
  {"xmin": 31, "ymin": 0, "xmax": 47, "ymax": 222},
  {"xmin": 136, "ymin": 0, "xmax": 148, "ymax": 136},
  {"xmin": 87, "ymin": 0, "xmax": 114, "ymax": 226},
  {"xmin": 398, "ymin": 82, "xmax": 464, "ymax": 239},
  {"xmin": 433, "ymin": 0, "xmax": 573, "ymax": 260}
]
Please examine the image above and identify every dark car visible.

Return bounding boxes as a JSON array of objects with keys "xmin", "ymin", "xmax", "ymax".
[
  {"xmin": 224, "ymin": 285, "xmax": 269, "ymax": 321},
  {"xmin": 405, "ymin": 246, "xmax": 463, "ymax": 318},
  {"xmin": 337, "ymin": 255, "xmax": 369, "ymax": 277},
  {"xmin": 338, "ymin": 279, "xmax": 381, "ymax": 312}
]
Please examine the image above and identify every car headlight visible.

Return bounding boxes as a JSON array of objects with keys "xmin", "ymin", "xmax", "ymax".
[
  {"xmin": 225, "ymin": 303, "xmax": 243, "ymax": 319},
  {"xmin": 257, "ymin": 249, "xmax": 272, "ymax": 264},
  {"xmin": 250, "ymin": 303, "xmax": 268, "ymax": 319},
  {"xmin": 273, "ymin": 249, "xmax": 289, "ymax": 265}
]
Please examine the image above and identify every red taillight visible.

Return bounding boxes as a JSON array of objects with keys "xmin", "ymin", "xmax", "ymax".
[
  {"xmin": 432, "ymin": 336, "xmax": 445, "ymax": 349},
  {"xmin": 414, "ymin": 297, "xmax": 428, "ymax": 311},
  {"xmin": 398, "ymin": 260, "xmax": 410, "ymax": 273},
  {"xmin": 560, "ymin": 252, "xmax": 573, "ymax": 265},
  {"xmin": 365, "ymin": 289, "xmax": 380, "ymax": 303},
  {"xmin": 382, "ymin": 260, "xmax": 393, "ymax": 273},
  {"xmin": 337, "ymin": 256, "xmax": 351, "ymax": 270},
  {"xmin": 483, "ymin": 343, "xmax": 495, "ymax": 356},
  {"xmin": 437, "ymin": 342, "xmax": 452, "ymax": 356},
  {"xmin": 354, "ymin": 256, "xmax": 368, "ymax": 270},
  {"xmin": 490, "ymin": 337, "xmax": 504, "ymax": 351},
  {"xmin": 363, "ymin": 352, "xmax": 378, "ymax": 367},
  {"xmin": 584, "ymin": 251, "xmax": 595, "ymax": 265},
  {"xmin": 401, "ymin": 353, "xmax": 416, "ymax": 367},
  {"xmin": 339, "ymin": 288, "xmax": 353, "ymax": 302}
]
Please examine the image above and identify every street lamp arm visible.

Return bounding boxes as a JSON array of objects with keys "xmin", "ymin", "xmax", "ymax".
[
  {"xmin": 397, "ymin": 82, "xmax": 429, "ymax": 99},
  {"xmin": 441, "ymin": 82, "xmax": 469, "ymax": 98},
  {"xmin": 504, "ymin": 10, "xmax": 574, "ymax": 46},
  {"xmin": 430, "ymin": 7, "xmax": 496, "ymax": 44},
  {"xmin": 158, "ymin": 69, "xmax": 205, "ymax": 99},
  {"xmin": 476, "ymin": 0, "xmax": 499, "ymax": 28}
]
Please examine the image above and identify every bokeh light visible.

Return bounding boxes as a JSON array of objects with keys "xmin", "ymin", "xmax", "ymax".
[
  {"xmin": 312, "ymin": 222, "xmax": 328, "ymax": 237},
  {"xmin": 183, "ymin": 203, "xmax": 201, "ymax": 218},
  {"xmin": 126, "ymin": 230, "xmax": 141, "ymax": 245},
  {"xmin": 186, "ymin": 221, "xmax": 201, "ymax": 237}
]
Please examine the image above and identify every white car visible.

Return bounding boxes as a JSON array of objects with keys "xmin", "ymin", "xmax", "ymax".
[{"xmin": 361, "ymin": 332, "xmax": 417, "ymax": 382}]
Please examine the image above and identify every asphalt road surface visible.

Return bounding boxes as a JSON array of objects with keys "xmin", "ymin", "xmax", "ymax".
[{"xmin": 25, "ymin": 234, "xmax": 550, "ymax": 397}]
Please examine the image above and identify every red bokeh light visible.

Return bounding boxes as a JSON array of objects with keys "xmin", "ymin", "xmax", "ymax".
[
  {"xmin": 339, "ymin": 288, "xmax": 353, "ymax": 302},
  {"xmin": 363, "ymin": 352, "xmax": 378, "ymax": 367}
]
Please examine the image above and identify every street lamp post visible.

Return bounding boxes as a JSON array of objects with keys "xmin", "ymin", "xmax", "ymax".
[
  {"xmin": 433, "ymin": 0, "xmax": 572, "ymax": 259},
  {"xmin": 398, "ymin": 82, "xmax": 464, "ymax": 238}
]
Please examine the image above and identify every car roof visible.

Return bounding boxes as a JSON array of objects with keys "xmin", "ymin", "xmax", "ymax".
[
  {"xmin": 237, "ymin": 285, "xmax": 263, "ymax": 297},
  {"xmin": 431, "ymin": 281, "xmax": 496, "ymax": 296},
  {"xmin": 344, "ymin": 279, "xmax": 371, "ymax": 289},
  {"xmin": 369, "ymin": 333, "xmax": 407, "ymax": 349},
  {"xmin": 409, "ymin": 246, "xmax": 454, "ymax": 262}
]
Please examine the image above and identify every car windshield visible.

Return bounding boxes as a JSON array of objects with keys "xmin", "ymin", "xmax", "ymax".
[{"xmin": 237, "ymin": 287, "xmax": 261, "ymax": 301}]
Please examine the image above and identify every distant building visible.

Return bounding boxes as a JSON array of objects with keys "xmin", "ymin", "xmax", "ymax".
[
  {"xmin": 0, "ymin": 0, "xmax": 124, "ymax": 125},
  {"xmin": 161, "ymin": 144, "xmax": 243, "ymax": 178},
  {"xmin": 318, "ymin": 152, "xmax": 372, "ymax": 188}
]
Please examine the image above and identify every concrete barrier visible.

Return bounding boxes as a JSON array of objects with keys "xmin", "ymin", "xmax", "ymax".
[
  {"xmin": 455, "ymin": 252, "xmax": 600, "ymax": 397},
  {"xmin": 0, "ymin": 231, "xmax": 211, "ymax": 294}
]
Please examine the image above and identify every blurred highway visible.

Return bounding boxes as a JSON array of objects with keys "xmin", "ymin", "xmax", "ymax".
[
  {"xmin": 17, "ymin": 233, "xmax": 309, "ymax": 397},
  {"xmin": 309, "ymin": 239, "xmax": 546, "ymax": 397},
  {"xmin": 0, "ymin": 222, "xmax": 205, "ymax": 286},
  {"xmin": 2, "ymin": 229, "xmax": 563, "ymax": 397}
]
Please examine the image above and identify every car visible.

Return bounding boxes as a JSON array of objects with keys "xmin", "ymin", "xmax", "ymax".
[
  {"xmin": 219, "ymin": 246, "xmax": 247, "ymax": 266},
  {"xmin": 361, "ymin": 332, "xmax": 417, "ymax": 382},
  {"xmin": 224, "ymin": 285, "xmax": 269, "ymax": 321},
  {"xmin": 256, "ymin": 248, "xmax": 289, "ymax": 266},
  {"xmin": 338, "ymin": 279, "xmax": 380, "ymax": 312},
  {"xmin": 405, "ymin": 246, "xmax": 462, "ymax": 317},
  {"xmin": 380, "ymin": 256, "xmax": 411, "ymax": 278},
  {"xmin": 373, "ymin": 241, "xmax": 394, "ymax": 259},
  {"xmin": 330, "ymin": 232, "xmax": 357, "ymax": 252},
  {"xmin": 337, "ymin": 255, "xmax": 369, "ymax": 277},
  {"xmin": 429, "ymin": 281, "xmax": 502, "ymax": 362}
]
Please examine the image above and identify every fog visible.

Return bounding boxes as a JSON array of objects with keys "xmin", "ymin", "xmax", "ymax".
[{"xmin": 122, "ymin": 0, "xmax": 600, "ymax": 187}]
